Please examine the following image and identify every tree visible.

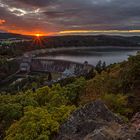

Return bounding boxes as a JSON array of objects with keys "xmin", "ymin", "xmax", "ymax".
[
  {"xmin": 95, "ymin": 60, "xmax": 102, "ymax": 74},
  {"xmin": 0, "ymin": 103, "xmax": 23, "ymax": 139},
  {"xmin": 5, "ymin": 107, "xmax": 59, "ymax": 140},
  {"xmin": 48, "ymin": 72, "xmax": 52, "ymax": 81},
  {"xmin": 5, "ymin": 105, "xmax": 75, "ymax": 140},
  {"xmin": 65, "ymin": 77, "xmax": 86, "ymax": 105},
  {"xmin": 85, "ymin": 68, "xmax": 96, "ymax": 79},
  {"xmin": 101, "ymin": 93, "xmax": 132, "ymax": 117},
  {"xmin": 102, "ymin": 61, "xmax": 106, "ymax": 71}
]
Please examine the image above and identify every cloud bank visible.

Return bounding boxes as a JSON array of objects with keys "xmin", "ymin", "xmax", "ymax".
[{"xmin": 0, "ymin": 0, "xmax": 140, "ymax": 35}]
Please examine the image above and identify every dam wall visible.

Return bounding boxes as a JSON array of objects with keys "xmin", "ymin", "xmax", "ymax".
[
  {"xmin": 31, "ymin": 58, "xmax": 93, "ymax": 74},
  {"xmin": 19, "ymin": 57, "xmax": 93, "ymax": 75}
]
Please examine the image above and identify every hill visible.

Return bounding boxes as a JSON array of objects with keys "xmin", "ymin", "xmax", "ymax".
[
  {"xmin": 0, "ymin": 33, "xmax": 32, "ymax": 39},
  {"xmin": 0, "ymin": 33, "xmax": 140, "ymax": 46},
  {"xmin": 43, "ymin": 35, "xmax": 140, "ymax": 47}
]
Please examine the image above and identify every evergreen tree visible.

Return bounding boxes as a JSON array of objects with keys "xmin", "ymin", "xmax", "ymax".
[
  {"xmin": 95, "ymin": 60, "xmax": 102, "ymax": 74},
  {"xmin": 48, "ymin": 72, "xmax": 52, "ymax": 81},
  {"xmin": 102, "ymin": 61, "xmax": 106, "ymax": 71}
]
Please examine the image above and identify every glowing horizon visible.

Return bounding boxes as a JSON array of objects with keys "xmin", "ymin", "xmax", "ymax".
[
  {"xmin": 59, "ymin": 30, "xmax": 140, "ymax": 34},
  {"xmin": 1, "ymin": 29, "xmax": 140, "ymax": 36}
]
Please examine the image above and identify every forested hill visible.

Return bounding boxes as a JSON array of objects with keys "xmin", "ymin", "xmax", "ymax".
[
  {"xmin": 44, "ymin": 35, "xmax": 140, "ymax": 47},
  {"xmin": 0, "ymin": 33, "xmax": 140, "ymax": 46},
  {"xmin": 0, "ymin": 33, "xmax": 32, "ymax": 39}
]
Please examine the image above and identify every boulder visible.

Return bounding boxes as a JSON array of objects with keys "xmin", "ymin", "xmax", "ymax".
[
  {"xmin": 55, "ymin": 100, "xmax": 140, "ymax": 140},
  {"xmin": 56, "ymin": 100, "xmax": 123, "ymax": 140}
]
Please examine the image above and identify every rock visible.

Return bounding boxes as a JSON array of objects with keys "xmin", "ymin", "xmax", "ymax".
[
  {"xmin": 135, "ymin": 131, "xmax": 140, "ymax": 140},
  {"xmin": 131, "ymin": 112, "xmax": 140, "ymax": 131},
  {"xmin": 55, "ymin": 100, "xmax": 140, "ymax": 140},
  {"xmin": 56, "ymin": 100, "xmax": 123, "ymax": 140},
  {"xmin": 84, "ymin": 128, "xmax": 111, "ymax": 140}
]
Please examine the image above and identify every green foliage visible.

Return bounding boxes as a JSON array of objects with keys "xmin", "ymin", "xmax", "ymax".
[
  {"xmin": 0, "ymin": 78, "xmax": 84, "ymax": 139},
  {"xmin": 95, "ymin": 60, "xmax": 102, "ymax": 74},
  {"xmin": 95, "ymin": 60, "xmax": 107, "ymax": 74},
  {"xmin": 80, "ymin": 53, "xmax": 140, "ymax": 118},
  {"xmin": 80, "ymin": 71, "xmax": 120, "ymax": 104},
  {"xmin": 64, "ymin": 77, "xmax": 86, "ymax": 105},
  {"xmin": 0, "ymin": 102, "xmax": 23, "ymax": 140},
  {"xmin": 0, "ymin": 103, "xmax": 23, "ymax": 123},
  {"xmin": 47, "ymin": 85, "xmax": 68, "ymax": 108},
  {"xmin": 5, "ymin": 106, "xmax": 75, "ymax": 140},
  {"xmin": 0, "ymin": 58, "xmax": 18, "ymax": 80},
  {"xmin": 120, "ymin": 53, "xmax": 140, "ymax": 93},
  {"xmin": 33, "ymin": 86, "xmax": 51, "ymax": 106},
  {"xmin": 101, "ymin": 93, "xmax": 132, "ymax": 116},
  {"xmin": 50, "ymin": 105, "xmax": 76, "ymax": 123},
  {"xmin": 5, "ymin": 107, "xmax": 59, "ymax": 140}
]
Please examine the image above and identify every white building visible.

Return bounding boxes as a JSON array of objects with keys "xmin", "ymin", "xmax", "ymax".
[{"xmin": 20, "ymin": 62, "xmax": 30, "ymax": 72}]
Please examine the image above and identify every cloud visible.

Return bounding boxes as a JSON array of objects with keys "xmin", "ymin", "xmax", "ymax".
[
  {"xmin": 0, "ymin": 0, "xmax": 140, "ymax": 35},
  {"xmin": 2, "ymin": 0, "xmax": 59, "ymax": 8},
  {"xmin": 0, "ymin": 19, "xmax": 5, "ymax": 24},
  {"xmin": 16, "ymin": 0, "xmax": 57, "ymax": 7}
]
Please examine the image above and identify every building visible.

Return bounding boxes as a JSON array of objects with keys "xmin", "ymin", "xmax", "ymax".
[
  {"xmin": 19, "ymin": 56, "xmax": 32, "ymax": 72},
  {"xmin": 20, "ymin": 62, "xmax": 30, "ymax": 72}
]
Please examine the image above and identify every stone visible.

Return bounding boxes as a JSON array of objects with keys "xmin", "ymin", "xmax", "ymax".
[
  {"xmin": 56, "ymin": 100, "xmax": 123, "ymax": 140},
  {"xmin": 131, "ymin": 112, "xmax": 140, "ymax": 131},
  {"xmin": 55, "ymin": 100, "xmax": 140, "ymax": 140}
]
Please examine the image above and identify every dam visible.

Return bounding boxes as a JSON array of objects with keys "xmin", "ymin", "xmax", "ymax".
[{"xmin": 19, "ymin": 56, "xmax": 93, "ymax": 76}]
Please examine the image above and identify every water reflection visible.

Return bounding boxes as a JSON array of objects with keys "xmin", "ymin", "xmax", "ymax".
[{"xmin": 36, "ymin": 47, "xmax": 139, "ymax": 65}]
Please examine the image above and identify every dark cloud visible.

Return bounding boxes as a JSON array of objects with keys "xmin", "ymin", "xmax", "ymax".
[
  {"xmin": 14, "ymin": 0, "xmax": 57, "ymax": 7},
  {"xmin": 0, "ymin": 0, "xmax": 140, "ymax": 34},
  {"xmin": 2, "ymin": 0, "xmax": 59, "ymax": 8}
]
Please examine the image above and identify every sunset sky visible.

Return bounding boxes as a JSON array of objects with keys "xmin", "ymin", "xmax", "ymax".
[{"xmin": 0, "ymin": 0, "xmax": 140, "ymax": 36}]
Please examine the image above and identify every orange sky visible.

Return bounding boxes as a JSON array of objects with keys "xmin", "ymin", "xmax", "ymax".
[
  {"xmin": 1, "ymin": 19, "xmax": 140, "ymax": 36},
  {"xmin": 1, "ymin": 25, "xmax": 140, "ymax": 36}
]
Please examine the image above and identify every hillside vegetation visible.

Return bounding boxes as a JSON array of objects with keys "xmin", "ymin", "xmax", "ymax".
[{"xmin": 0, "ymin": 53, "xmax": 140, "ymax": 140}]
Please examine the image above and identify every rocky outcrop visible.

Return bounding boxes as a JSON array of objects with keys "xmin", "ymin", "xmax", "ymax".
[
  {"xmin": 56, "ymin": 100, "xmax": 123, "ymax": 140},
  {"xmin": 131, "ymin": 112, "xmax": 140, "ymax": 131},
  {"xmin": 56, "ymin": 100, "xmax": 140, "ymax": 140}
]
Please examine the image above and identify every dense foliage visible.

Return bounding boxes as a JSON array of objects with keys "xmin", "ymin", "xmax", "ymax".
[
  {"xmin": 0, "ymin": 56, "xmax": 18, "ymax": 81},
  {"xmin": 0, "ymin": 78, "xmax": 85, "ymax": 140},
  {"xmin": 80, "ymin": 52, "xmax": 140, "ymax": 117}
]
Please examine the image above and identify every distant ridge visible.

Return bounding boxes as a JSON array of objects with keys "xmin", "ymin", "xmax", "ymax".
[
  {"xmin": 43, "ymin": 35, "xmax": 140, "ymax": 47},
  {"xmin": 0, "ymin": 33, "xmax": 140, "ymax": 46},
  {"xmin": 0, "ymin": 33, "xmax": 32, "ymax": 39}
]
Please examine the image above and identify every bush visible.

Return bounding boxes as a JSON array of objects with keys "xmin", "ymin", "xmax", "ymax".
[
  {"xmin": 101, "ymin": 93, "xmax": 132, "ymax": 117},
  {"xmin": 5, "ymin": 105, "xmax": 75, "ymax": 140}
]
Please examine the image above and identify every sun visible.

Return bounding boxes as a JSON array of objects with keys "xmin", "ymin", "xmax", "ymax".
[{"xmin": 36, "ymin": 34, "xmax": 41, "ymax": 37}]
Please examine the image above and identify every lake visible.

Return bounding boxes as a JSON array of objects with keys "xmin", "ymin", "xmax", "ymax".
[{"xmin": 35, "ymin": 46, "xmax": 140, "ymax": 66}]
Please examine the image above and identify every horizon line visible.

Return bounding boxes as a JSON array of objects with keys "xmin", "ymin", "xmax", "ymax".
[{"xmin": 1, "ymin": 29, "xmax": 140, "ymax": 36}]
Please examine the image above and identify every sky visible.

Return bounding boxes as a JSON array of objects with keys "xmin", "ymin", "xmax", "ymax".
[{"xmin": 0, "ymin": 0, "xmax": 140, "ymax": 36}]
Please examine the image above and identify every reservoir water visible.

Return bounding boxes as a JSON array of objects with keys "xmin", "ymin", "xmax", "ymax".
[{"xmin": 35, "ymin": 47, "xmax": 140, "ymax": 66}]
